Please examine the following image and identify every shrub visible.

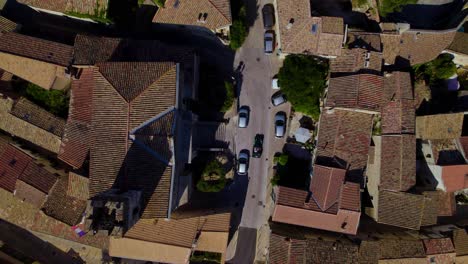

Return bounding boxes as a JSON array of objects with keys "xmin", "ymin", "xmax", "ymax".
[
  {"xmin": 190, "ymin": 252, "xmax": 222, "ymax": 263},
  {"xmin": 413, "ymin": 54, "xmax": 457, "ymax": 83},
  {"xmin": 13, "ymin": 83, "xmax": 70, "ymax": 118},
  {"xmin": 278, "ymin": 55, "xmax": 328, "ymax": 120},
  {"xmin": 221, "ymin": 81, "xmax": 235, "ymax": 112},
  {"xmin": 229, "ymin": 6, "xmax": 248, "ymax": 50},
  {"xmin": 196, "ymin": 160, "xmax": 226, "ymax": 192},
  {"xmin": 271, "ymin": 173, "xmax": 280, "ymax": 186},
  {"xmin": 379, "ymin": 0, "xmax": 417, "ymax": 17},
  {"xmin": 274, "ymin": 154, "xmax": 289, "ymax": 166}
]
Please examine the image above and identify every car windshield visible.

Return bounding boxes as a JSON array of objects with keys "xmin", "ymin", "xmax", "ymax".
[
  {"xmin": 239, "ymin": 158, "xmax": 247, "ymax": 163},
  {"xmin": 276, "ymin": 120, "xmax": 284, "ymax": 126},
  {"xmin": 240, "ymin": 112, "xmax": 247, "ymax": 117}
]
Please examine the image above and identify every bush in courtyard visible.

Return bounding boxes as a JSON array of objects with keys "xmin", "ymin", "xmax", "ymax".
[
  {"xmin": 274, "ymin": 153, "xmax": 289, "ymax": 166},
  {"xmin": 221, "ymin": 81, "xmax": 235, "ymax": 112},
  {"xmin": 277, "ymin": 54, "xmax": 328, "ymax": 120},
  {"xmin": 378, "ymin": 0, "xmax": 417, "ymax": 17},
  {"xmin": 196, "ymin": 160, "xmax": 227, "ymax": 192},
  {"xmin": 229, "ymin": 6, "xmax": 248, "ymax": 50},
  {"xmin": 413, "ymin": 53, "xmax": 457, "ymax": 83}
]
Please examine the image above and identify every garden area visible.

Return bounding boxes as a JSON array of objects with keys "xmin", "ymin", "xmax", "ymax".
[
  {"xmin": 378, "ymin": 0, "xmax": 417, "ymax": 17},
  {"xmin": 12, "ymin": 81, "xmax": 69, "ymax": 119},
  {"xmin": 193, "ymin": 152, "xmax": 234, "ymax": 193},
  {"xmin": 190, "ymin": 251, "xmax": 222, "ymax": 264},
  {"xmin": 271, "ymin": 150, "xmax": 311, "ymax": 189},
  {"xmin": 277, "ymin": 54, "xmax": 328, "ymax": 120},
  {"xmin": 229, "ymin": 3, "xmax": 248, "ymax": 49}
]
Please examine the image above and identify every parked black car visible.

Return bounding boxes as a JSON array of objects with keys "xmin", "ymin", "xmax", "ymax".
[
  {"xmin": 252, "ymin": 134, "xmax": 264, "ymax": 158},
  {"xmin": 262, "ymin": 4, "xmax": 275, "ymax": 29}
]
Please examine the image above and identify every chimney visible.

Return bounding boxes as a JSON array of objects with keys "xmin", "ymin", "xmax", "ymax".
[{"xmin": 286, "ymin": 18, "xmax": 294, "ymax": 30}]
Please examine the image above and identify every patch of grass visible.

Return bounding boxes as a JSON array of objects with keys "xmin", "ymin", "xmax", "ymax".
[
  {"xmin": 352, "ymin": 0, "xmax": 368, "ymax": 8},
  {"xmin": 153, "ymin": 0, "xmax": 165, "ymax": 7},
  {"xmin": 196, "ymin": 160, "xmax": 227, "ymax": 192},
  {"xmin": 14, "ymin": 82, "xmax": 69, "ymax": 118},
  {"xmin": 229, "ymin": 5, "xmax": 248, "ymax": 50},
  {"xmin": 190, "ymin": 252, "xmax": 222, "ymax": 264},
  {"xmin": 278, "ymin": 55, "xmax": 328, "ymax": 120},
  {"xmin": 221, "ymin": 81, "xmax": 235, "ymax": 112},
  {"xmin": 378, "ymin": 0, "xmax": 417, "ymax": 17},
  {"xmin": 66, "ymin": 1, "xmax": 111, "ymax": 23},
  {"xmin": 274, "ymin": 153, "xmax": 289, "ymax": 166}
]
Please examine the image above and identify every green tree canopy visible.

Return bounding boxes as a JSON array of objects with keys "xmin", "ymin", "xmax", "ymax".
[
  {"xmin": 196, "ymin": 160, "xmax": 227, "ymax": 192},
  {"xmin": 414, "ymin": 53, "xmax": 457, "ymax": 83},
  {"xmin": 277, "ymin": 55, "xmax": 328, "ymax": 120},
  {"xmin": 379, "ymin": 0, "xmax": 417, "ymax": 17}
]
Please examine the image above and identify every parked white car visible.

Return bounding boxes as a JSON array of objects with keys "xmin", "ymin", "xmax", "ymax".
[
  {"xmin": 238, "ymin": 106, "xmax": 249, "ymax": 128},
  {"xmin": 237, "ymin": 150, "xmax": 249, "ymax": 175},
  {"xmin": 272, "ymin": 78, "xmax": 280, "ymax": 90}
]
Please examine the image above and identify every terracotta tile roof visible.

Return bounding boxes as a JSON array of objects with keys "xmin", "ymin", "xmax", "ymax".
[
  {"xmin": 153, "ymin": 0, "xmax": 231, "ymax": 31},
  {"xmin": 125, "ymin": 213, "xmax": 230, "ymax": 248},
  {"xmin": 42, "ymin": 173, "xmax": 87, "ymax": 226},
  {"xmin": 377, "ymin": 190, "xmax": 425, "ymax": 230},
  {"xmin": 380, "ymin": 135, "xmax": 416, "ymax": 191},
  {"xmin": 273, "ymin": 186, "xmax": 361, "ymax": 234},
  {"xmin": 14, "ymin": 180, "xmax": 47, "ymax": 208},
  {"xmin": 58, "ymin": 68, "xmax": 94, "ymax": 168},
  {"xmin": 453, "ymin": 229, "xmax": 468, "ymax": 256},
  {"xmin": 18, "ymin": 162, "xmax": 58, "ymax": 194},
  {"xmin": 0, "ymin": 145, "xmax": 33, "ymax": 192},
  {"xmin": 381, "ymin": 71, "xmax": 415, "ymax": 134},
  {"xmin": 423, "ymin": 238, "xmax": 455, "ymax": 255},
  {"xmin": 448, "ymin": 32, "xmax": 468, "ymax": 55},
  {"xmin": 420, "ymin": 191, "xmax": 439, "ymax": 227},
  {"xmin": 0, "ymin": 32, "xmax": 73, "ymax": 66},
  {"xmin": 0, "ymin": 97, "xmax": 62, "ymax": 153},
  {"xmin": 73, "ymin": 35, "xmax": 195, "ymax": 66},
  {"xmin": 347, "ymin": 32, "xmax": 382, "ymax": 52},
  {"xmin": 276, "ymin": 0, "xmax": 344, "ymax": 56},
  {"xmin": 66, "ymin": 172, "xmax": 89, "ymax": 201},
  {"xmin": 269, "ymin": 233, "xmax": 291, "ymax": 264},
  {"xmin": 16, "ymin": 0, "xmax": 107, "ymax": 15},
  {"xmin": 441, "ymin": 165, "xmax": 468, "ymax": 192},
  {"xmin": 90, "ymin": 62, "xmax": 178, "ymax": 218},
  {"xmin": 430, "ymin": 139, "xmax": 464, "ymax": 165},
  {"xmin": 416, "ymin": 113, "xmax": 464, "ymax": 140},
  {"xmin": 460, "ymin": 137, "xmax": 468, "ymax": 158},
  {"xmin": 10, "ymin": 98, "xmax": 66, "ymax": 137},
  {"xmin": 310, "ymin": 165, "xmax": 346, "ymax": 210},
  {"xmin": 381, "ymin": 30, "xmax": 456, "ymax": 65},
  {"xmin": 0, "ymin": 16, "xmax": 18, "ymax": 33},
  {"xmin": 326, "ymin": 74, "xmax": 384, "ymax": 111},
  {"xmin": 315, "ymin": 110, "xmax": 373, "ymax": 180},
  {"xmin": 330, "ymin": 49, "xmax": 382, "ymax": 73},
  {"xmin": 359, "ymin": 240, "xmax": 380, "ymax": 264},
  {"xmin": 379, "ymin": 239, "xmax": 426, "ymax": 259},
  {"xmin": 339, "ymin": 182, "xmax": 361, "ymax": 211},
  {"xmin": 438, "ymin": 191, "xmax": 456, "ymax": 216},
  {"xmin": 306, "ymin": 238, "xmax": 359, "ymax": 263}
]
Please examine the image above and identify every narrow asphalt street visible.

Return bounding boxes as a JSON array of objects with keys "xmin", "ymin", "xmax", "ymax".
[{"xmin": 228, "ymin": 0, "xmax": 291, "ymax": 261}]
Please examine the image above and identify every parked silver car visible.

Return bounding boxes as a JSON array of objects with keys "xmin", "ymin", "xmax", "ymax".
[
  {"xmin": 238, "ymin": 106, "xmax": 249, "ymax": 128},
  {"xmin": 264, "ymin": 30, "xmax": 275, "ymax": 54},
  {"xmin": 274, "ymin": 112, "xmax": 286, "ymax": 138},
  {"xmin": 237, "ymin": 150, "xmax": 249, "ymax": 175},
  {"xmin": 271, "ymin": 92, "xmax": 286, "ymax": 106}
]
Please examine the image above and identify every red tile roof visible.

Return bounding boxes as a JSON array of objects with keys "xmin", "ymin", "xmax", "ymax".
[
  {"xmin": 90, "ymin": 62, "xmax": 178, "ymax": 218},
  {"xmin": 310, "ymin": 165, "xmax": 345, "ymax": 211},
  {"xmin": 339, "ymin": 182, "xmax": 361, "ymax": 211},
  {"xmin": 58, "ymin": 68, "xmax": 94, "ymax": 168},
  {"xmin": 416, "ymin": 113, "xmax": 464, "ymax": 140},
  {"xmin": 381, "ymin": 72, "xmax": 415, "ymax": 134},
  {"xmin": 326, "ymin": 74, "xmax": 384, "ymax": 112},
  {"xmin": 276, "ymin": 0, "xmax": 344, "ymax": 56},
  {"xmin": 14, "ymin": 180, "xmax": 47, "ymax": 208},
  {"xmin": 377, "ymin": 190, "xmax": 425, "ymax": 230},
  {"xmin": 315, "ymin": 110, "xmax": 373, "ymax": 180},
  {"xmin": 0, "ymin": 32, "xmax": 73, "ymax": 66},
  {"xmin": 330, "ymin": 49, "xmax": 382, "ymax": 73},
  {"xmin": 153, "ymin": 0, "xmax": 232, "ymax": 31},
  {"xmin": 438, "ymin": 191, "xmax": 456, "ymax": 216},
  {"xmin": 0, "ymin": 145, "xmax": 32, "ymax": 192},
  {"xmin": 380, "ymin": 135, "xmax": 416, "ymax": 191},
  {"xmin": 269, "ymin": 233, "xmax": 306, "ymax": 264},
  {"xmin": 459, "ymin": 137, "xmax": 468, "ymax": 158},
  {"xmin": 441, "ymin": 165, "xmax": 468, "ymax": 192},
  {"xmin": 18, "ymin": 162, "xmax": 58, "ymax": 194},
  {"xmin": 273, "ymin": 186, "xmax": 360, "ymax": 234},
  {"xmin": 16, "ymin": 0, "xmax": 107, "ymax": 16},
  {"xmin": 453, "ymin": 229, "xmax": 468, "ymax": 256},
  {"xmin": 423, "ymin": 238, "xmax": 455, "ymax": 255}
]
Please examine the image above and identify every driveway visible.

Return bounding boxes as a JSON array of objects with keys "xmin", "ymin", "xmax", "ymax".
[{"xmin": 227, "ymin": 0, "xmax": 291, "ymax": 261}]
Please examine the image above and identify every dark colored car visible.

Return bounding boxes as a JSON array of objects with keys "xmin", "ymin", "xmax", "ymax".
[
  {"xmin": 252, "ymin": 134, "xmax": 264, "ymax": 158},
  {"xmin": 264, "ymin": 30, "xmax": 275, "ymax": 54},
  {"xmin": 262, "ymin": 4, "xmax": 275, "ymax": 29}
]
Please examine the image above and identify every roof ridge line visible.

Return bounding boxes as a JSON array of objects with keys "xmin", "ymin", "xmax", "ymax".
[
  {"xmin": 130, "ymin": 62, "xmax": 177, "ymax": 103},
  {"xmin": 206, "ymin": 0, "xmax": 231, "ymax": 25}
]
